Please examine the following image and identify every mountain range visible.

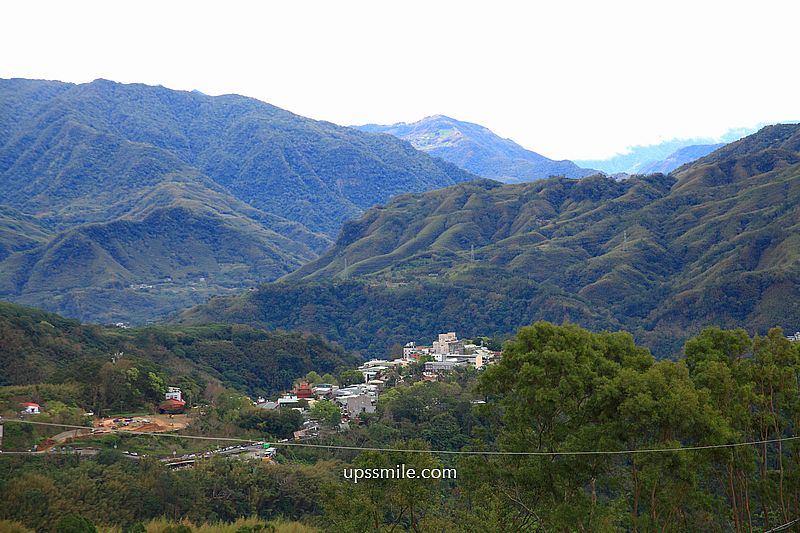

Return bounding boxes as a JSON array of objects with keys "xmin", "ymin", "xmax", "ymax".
[
  {"xmin": 2, "ymin": 77, "xmax": 798, "ymax": 359},
  {"xmin": 180, "ymin": 124, "xmax": 800, "ymax": 357},
  {"xmin": 0, "ymin": 78, "xmax": 474, "ymax": 323},
  {"xmin": 357, "ymin": 115, "xmax": 596, "ymax": 183}
]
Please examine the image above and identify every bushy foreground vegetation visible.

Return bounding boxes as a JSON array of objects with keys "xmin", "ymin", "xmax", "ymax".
[
  {"xmin": 3, "ymin": 322, "xmax": 800, "ymax": 531},
  {"xmin": 0, "ymin": 516, "xmax": 318, "ymax": 533}
]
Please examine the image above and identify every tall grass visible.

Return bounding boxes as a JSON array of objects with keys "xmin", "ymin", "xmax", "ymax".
[{"xmin": 96, "ymin": 516, "xmax": 319, "ymax": 533}]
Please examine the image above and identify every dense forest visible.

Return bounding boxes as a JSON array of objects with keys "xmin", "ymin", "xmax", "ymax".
[
  {"xmin": 0, "ymin": 301, "xmax": 358, "ymax": 410},
  {"xmin": 2, "ymin": 321, "xmax": 800, "ymax": 532}
]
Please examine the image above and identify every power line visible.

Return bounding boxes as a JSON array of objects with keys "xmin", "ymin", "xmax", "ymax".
[
  {"xmin": 765, "ymin": 518, "xmax": 800, "ymax": 533},
  {"xmin": 0, "ymin": 451, "xmax": 41, "ymax": 455},
  {"xmin": 4, "ymin": 419, "xmax": 800, "ymax": 457}
]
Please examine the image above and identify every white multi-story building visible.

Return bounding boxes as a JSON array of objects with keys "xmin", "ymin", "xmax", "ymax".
[
  {"xmin": 432, "ymin": 332, "xmax": 466, "ymax": 361},
  {"xmin": 165, "ymin": 387, "xmax": 182, "ymax": 402},
  {"xmin": 403, "ymin": 342, "xmax": 417, "ymax": 359}
]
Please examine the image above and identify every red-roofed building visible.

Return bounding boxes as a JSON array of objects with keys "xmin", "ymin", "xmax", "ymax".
[
  {"xmin": 158, "ymin": 399, "xmax": 186, "ymax": 414},
  {"xmin": 294, "ymin": 382, "xmax": 313, "ymax": 399},
  {"xmin": 19, "ymin": 402, "xmax": 41, "ymax": 414}
]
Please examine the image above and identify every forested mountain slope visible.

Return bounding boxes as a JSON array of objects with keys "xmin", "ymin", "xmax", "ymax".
[
  {"xmin": 180, "ymin": 125, "xmax": 800, "ymax": 357},
  {"xmin": 0, "ymin": 300, "xmax": 357, "ymax": 398},
  {"xmin": 0, "ymin": 78, "xmax": 475, "ymax": 322}
]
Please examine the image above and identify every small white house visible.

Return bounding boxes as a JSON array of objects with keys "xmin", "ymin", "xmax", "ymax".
[{"xmin": 20, "ymin": 402, "xmax": 41, "ymax": 414}]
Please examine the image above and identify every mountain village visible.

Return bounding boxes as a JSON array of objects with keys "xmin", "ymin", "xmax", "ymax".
[
  {"xmin": 254, "ymin": 332, "xmax": 500, "ymax": 441},
  {"xmin": 2, "ymin": 331, "xmax": 501, "ymax": 461}
]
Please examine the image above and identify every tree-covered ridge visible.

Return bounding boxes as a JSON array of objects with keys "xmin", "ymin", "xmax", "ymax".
[
  {"xmin": 357, "ymin": 114, "xmax": 596, "ymax": 183},
  {"xmin": 0, "ymin": 78, "xmax": 474, "ymax": 236},
  {"xmin": 0, "ymin": 206, "xmax": 51, "ymax": 261},
  {"xmin": 182, "ymin": 125, "xmax": 800, "ymax": 357},
  {"xmin": 0, "ymin": 300, "xmax": 359, "ymax": 405}
]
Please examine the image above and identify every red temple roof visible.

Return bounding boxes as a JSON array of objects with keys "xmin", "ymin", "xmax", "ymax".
[
  {"xmin": 294, "ymin": 382, "xmax": 313, "ymax": 399},
  {"xmin": 160, "ymin": 399, "xmax": 186, "ymax": 407}
]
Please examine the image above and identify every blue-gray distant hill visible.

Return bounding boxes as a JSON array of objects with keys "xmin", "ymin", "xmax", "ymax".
[
  {"xmin": 357, "ymin": 115, "xmax": 596, "ymax": 183},
  {"xmin": 575, "ymin": 127, "xmax": 760, "ymax": 175},
  {"xmin": 637, "ymin": 143, "xmax": 724, "ymax": 174},
  {"xmin": 0, "ymin": 78, "xmax": 476, "ymax": 324}
]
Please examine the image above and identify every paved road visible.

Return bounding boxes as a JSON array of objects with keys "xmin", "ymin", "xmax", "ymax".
[
  {"xmin": 39, "ymin": 428, "xmax": 94, "ymax": 451},
  {"xmin": 162, "ymin": 443, "xmax": 273, "ymax": 465}
]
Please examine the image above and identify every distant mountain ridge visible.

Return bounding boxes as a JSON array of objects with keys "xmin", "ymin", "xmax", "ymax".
[
  {"xmin": 357, "ymin": 115, "xmax": 596, "ymax": 183},
  {"xmin": 0, "ymin": 78, "xmax": 476, "ymax": 323},
  {"xmin": 637, "ymin": 144, "xmax": 724, "ymax": 174},
  {"xmin": 575, "ymin": 127, "xmax": 762, "ymax": 174},
  {"xmin": 180, "ymin": 124, "xmax": 800, "ymax": 358}
]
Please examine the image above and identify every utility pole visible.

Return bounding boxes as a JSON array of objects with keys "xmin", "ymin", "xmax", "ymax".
[
  {"xmin": 343, "ymin": 257, "xmax": 348, "ymax": 280},
  {"xmin": 623, "ymin": 230, "xmax": 628, "ymax": 252},
  {"xmin": 470, "ymin": 244, "xmax": 475, "ymax": 262}
]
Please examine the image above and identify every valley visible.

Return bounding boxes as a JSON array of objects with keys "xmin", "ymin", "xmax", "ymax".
[{"xmin": 1, "ymin": 73, "xmax": 799, "ymax": 532}]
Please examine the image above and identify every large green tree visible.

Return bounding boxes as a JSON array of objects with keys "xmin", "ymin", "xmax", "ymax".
[{"xmin": 476, "ymin": 322, "xmax": 736, "ymax": 531}]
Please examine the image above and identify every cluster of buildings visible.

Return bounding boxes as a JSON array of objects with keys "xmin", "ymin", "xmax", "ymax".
[
  {"xmin": 403, "ymin": 332, "xmax": 500, "ymax": 377},
  {"xmin": 254, "ymin": 379, "xmax": 381, "ymax": 440},
  {"xmin": 786, "ymin": 331, "xmax": 800, "ymax": 342},
  {"xmin": 252, "ymin": 331, "xmax": 499, "ymax": 439},
  {"xmin": 256, "ymin": 380, "xmax": 378, "ymax": 418}
]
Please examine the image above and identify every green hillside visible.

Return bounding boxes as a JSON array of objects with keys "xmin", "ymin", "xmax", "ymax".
[
  {"xmin": 0, "ymin": 78, "xmax": 474, "ymax": 235},
  {"xmin": 0, "ymin": 206, "xmax": 51, "ymax": 261},
  {"xmin": 180, "ymin": 125, "xmax": 800, "ymax": 357},
  {"xmin": 0, "ymin": 300, "xmax": 358, "ymax": 400},
  {"xmin": 0, "ymin": 175, "xmax": 328, "ymax": 323},
  {"xmin": 0, "ymin": 179, "xmax": 331, "ymax": 323},
  {"xmin": 0, "ymin": 78, "xmax": 475, "ymax": 323}
]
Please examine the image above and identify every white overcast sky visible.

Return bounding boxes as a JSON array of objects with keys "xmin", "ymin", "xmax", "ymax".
[{"xmin": 2, "ymin": 0, "xmax": 799, "ymax": 159}]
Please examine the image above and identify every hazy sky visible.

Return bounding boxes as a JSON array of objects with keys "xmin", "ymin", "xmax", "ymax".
[{"xmin": 3, "ymin": 1, "xmax": 799, "ymax": 159}]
